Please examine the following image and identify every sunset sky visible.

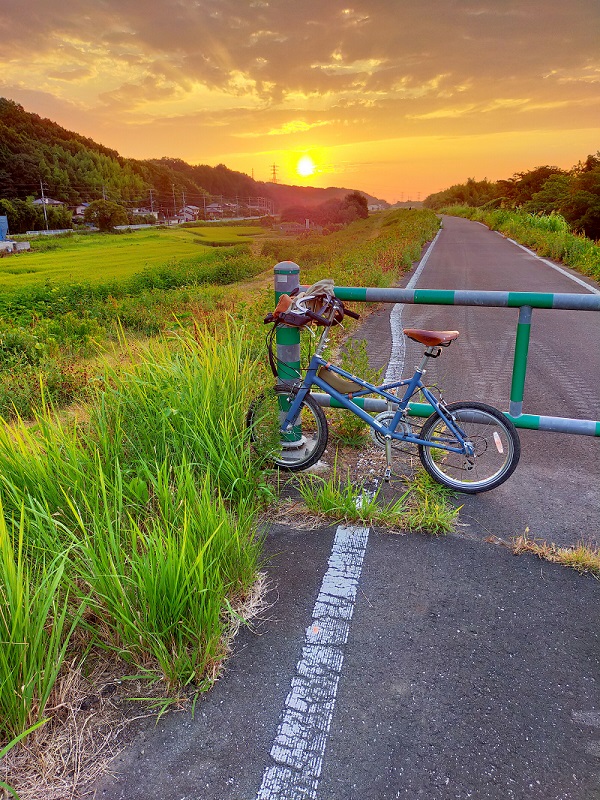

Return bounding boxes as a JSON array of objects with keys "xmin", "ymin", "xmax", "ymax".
[{"xmin": 1, "ymin": 0, "xmax": 598, "ymax": 202}]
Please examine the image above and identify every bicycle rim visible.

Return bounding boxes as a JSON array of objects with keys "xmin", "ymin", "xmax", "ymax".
[
  {"xmin": 247, "ymin": 387, "xmax": 328, "ymax": 471},
  {"xmin": 418, "ymin": 402, "xmax": 520, "ymax": 493}
]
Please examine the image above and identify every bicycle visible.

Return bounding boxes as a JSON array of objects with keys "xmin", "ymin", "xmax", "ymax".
[{"xmin": 247, "ymin": 289, "xmax": 521, "ymax": 493}]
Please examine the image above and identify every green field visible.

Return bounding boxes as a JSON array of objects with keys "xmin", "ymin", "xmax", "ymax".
[{"xmin": 1, "ymin": 226, "xmax": 264, "ymax": 287}]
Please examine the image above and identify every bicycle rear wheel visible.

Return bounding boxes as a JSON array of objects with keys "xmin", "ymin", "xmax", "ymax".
[
  {"xmin": 418, "ymin": 401, "xmax": 520, "ymax": 493},
  {"xmin": 246, "ymin": 385, "xmax": 329, "ymax": 471}
]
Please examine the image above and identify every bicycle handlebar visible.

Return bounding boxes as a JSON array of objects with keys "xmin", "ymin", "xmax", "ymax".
[{"xmin": 263, "ymin": 296, "xmax": 360, "ymax": 326}]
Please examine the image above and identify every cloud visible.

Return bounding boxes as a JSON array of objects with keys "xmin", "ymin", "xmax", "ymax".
[
  {"xmin": 1, "ymin": 0, "xmax": 599, "ymax": 196},
  {"xmin": 234, "ymin": 118, "xmax": 332, "ymax": 138}
]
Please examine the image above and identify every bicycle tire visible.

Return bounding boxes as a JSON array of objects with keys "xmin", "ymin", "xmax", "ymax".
[
  {"xmin": 418, "ymin": 401, "xmax": 520, "ymax": 493},
  {"xmin": 246, "ymin": 385, "xmax": 329, "ymax": 471}
]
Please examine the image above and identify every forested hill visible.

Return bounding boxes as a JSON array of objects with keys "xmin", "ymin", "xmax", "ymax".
[{"xmin": 0, "ymin": 98, "xmax": 384, "ymax": 212}]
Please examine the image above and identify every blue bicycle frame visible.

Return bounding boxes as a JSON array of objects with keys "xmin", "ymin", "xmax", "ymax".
[{"xmin": 282, "ymin": 348, "xmax": 475, "ymax": 457}]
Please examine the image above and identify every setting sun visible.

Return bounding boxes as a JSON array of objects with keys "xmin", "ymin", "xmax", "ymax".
[{"xmin": 297, "ymin": 155, "xmax": 316, "ymax": 177}]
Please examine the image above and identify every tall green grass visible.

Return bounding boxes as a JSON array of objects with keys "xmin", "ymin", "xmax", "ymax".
[
  {"xmin": 443, "ymin": 206, "xmax": 600, "ymax": 281},
  {"xmin": 0, "ymin": 322, "xmax": 264, "ymax": 744},
  {"xmin": 0, "ymin": 503, "xmax": 81, "ymax": 741}
]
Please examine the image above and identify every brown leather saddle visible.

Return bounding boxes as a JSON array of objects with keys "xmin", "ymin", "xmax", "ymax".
[{"xmin": 403, "ymin": 328, "xmax": 460, "ymax": 347}]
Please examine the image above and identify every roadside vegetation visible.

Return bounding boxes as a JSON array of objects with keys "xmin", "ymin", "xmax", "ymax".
[
  {"xmin": 0, "ymin": 208, "xmax": 443, "ymax": 798},
  {"xmin": 291, "ymin": 465, "xmax": 459, "ymax": 535},
  {"xmin": 512, "ymin": 529, "xmax": 600, "ymax": 577},
  {"xmin": 0, "ymin": 210, "xmax": 438, "ymax": 421}
]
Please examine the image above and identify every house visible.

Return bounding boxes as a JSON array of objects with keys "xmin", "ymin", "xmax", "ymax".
[
  {"xmin": 33, "ymin": 197, "xmax": 64, "ymax": 206},
  {"xmin": 72, "ymin": 203, "xmax": 90, "ymax": 218},
  {"xmin": 177, "ymin": 205, "xmax": 201, "ymax": 223},
  {"xmin": 132, "ymin": 207, "xmax": 159, "ymax": 220},
  {"xmin": 205, "ymin": 203, "xmax": 224, "ymax": 219}
]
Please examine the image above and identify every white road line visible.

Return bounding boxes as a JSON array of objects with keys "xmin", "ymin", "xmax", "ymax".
[
  {"xmin": 384, "ymin": 228, "xmax": 442, "ymax": 382},
  {"xmin": 256, "ymin": 524, "xmax": 370, "ymax": 800},
  {"xmin": 503, "ymin": 236, "xmax": 600, "ymax": 295}
]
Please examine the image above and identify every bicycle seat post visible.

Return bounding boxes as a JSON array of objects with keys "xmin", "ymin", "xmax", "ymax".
[{"xmin": 417, "ymin": 345, "xmax": 442, "ymax": 376}]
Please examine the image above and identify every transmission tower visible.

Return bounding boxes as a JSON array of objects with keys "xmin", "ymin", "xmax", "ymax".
[{"xmin": 271, "ymin": 164, "xmax": 278, "ymax": 184}]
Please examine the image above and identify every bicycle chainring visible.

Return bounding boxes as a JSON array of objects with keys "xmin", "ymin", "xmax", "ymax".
[{"xmin": 370, "ymin": 411, "xmax": 412, "ymax": 449}]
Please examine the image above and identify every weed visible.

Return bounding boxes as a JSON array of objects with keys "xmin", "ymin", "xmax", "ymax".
[
  {"xmin": 294, "ymin": 460, "xmax": 458, "ymax": 534},
  {"xmin": 512, "ymin": 528, "xmax": 600, "ymax": 576}
]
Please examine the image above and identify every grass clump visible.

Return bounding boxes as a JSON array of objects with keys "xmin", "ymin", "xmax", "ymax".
[
  {"xmin": 294, "ymin": 462, "xmax": 458, "ymax": 535},
  {"xmin": 0, "ymin": 503, "xmax": 82, "ymax": 742},
  {"xmin": 331, "ymin": 339, "xmax": 383, "ymax": 447},
  {"xmin": 512, "ymin": 529, "xmax": 600, "ymax": 576}
]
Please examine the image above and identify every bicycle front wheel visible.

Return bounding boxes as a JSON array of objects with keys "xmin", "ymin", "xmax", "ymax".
[
  {"xmin": 418, "ymin": 401, "xmax": 520, "ymax": 493},
  {"xmin": 246, "ymin": 385, "xmax": 329, "ymax": 471}
]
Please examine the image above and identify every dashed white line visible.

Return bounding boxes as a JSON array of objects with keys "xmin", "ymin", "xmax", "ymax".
[{"xmin": 256, "ymin": 524, "xmax": 370, "ymax": 800}]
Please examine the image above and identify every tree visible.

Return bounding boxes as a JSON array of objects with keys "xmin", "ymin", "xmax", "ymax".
[
  {"xmin": 497, "ymin": 166, "xmax": 566, "ymax": 206},
  {"xmin": 83, "ymin": 200, "xmax": 128, "ymax": 231},
  {"xmin": 341, "ymin": 191, "xmax": 369, "ymax": 220},
  {"xmin": 525, "ymin": 175, "xmax": 571, "ymax": 215}
]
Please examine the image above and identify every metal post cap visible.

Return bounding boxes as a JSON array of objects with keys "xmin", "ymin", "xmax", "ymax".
[{"xmin": 274, "ymin": 261, "xmax": 300, "ymax": 273}]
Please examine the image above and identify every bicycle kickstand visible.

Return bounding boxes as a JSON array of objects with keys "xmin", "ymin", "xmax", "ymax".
[{"xmin": 384, "ymin": 436, "xmax": 392, "ymax": 482}]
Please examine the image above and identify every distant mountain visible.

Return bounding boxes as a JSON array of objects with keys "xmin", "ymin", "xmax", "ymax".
[
  {"xmin": 0, "ymin": 98, "xmax": 387, "ymax": 213},
  {"xmin": 261, "ymin": 182, "xmax": 387, "ymax": 209}
]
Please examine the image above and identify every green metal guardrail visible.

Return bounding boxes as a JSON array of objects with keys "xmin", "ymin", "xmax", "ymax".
[{"xmin": 274, "ymin": 261, "xmax": 600, "ymax": 437}]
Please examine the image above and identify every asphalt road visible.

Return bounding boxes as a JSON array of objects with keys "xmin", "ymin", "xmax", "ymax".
[{"xmin": 95, "ymin": 216, "xmax": 600, "ymax": 800}]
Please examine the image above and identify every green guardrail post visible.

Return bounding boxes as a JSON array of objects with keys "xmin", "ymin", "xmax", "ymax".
[
  {"xmin": 274, "ymin": 261, "xmax": 301, "ymax": 382},
  {"xmin": 274, "ymin": 261, "xmax": 302, "ymax": 442},
  {"xmin": 509, "ymin": 305, "xmax": 532, "ymax": 417}
]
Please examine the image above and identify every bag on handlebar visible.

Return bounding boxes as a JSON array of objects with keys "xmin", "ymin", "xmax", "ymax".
[{"xmin": 266, "ymin": 279, "xmax": 344, "ymax": 327}]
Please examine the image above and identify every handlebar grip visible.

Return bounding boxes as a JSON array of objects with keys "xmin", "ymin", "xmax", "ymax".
[
  {"xmin": 305, "ymin": 308, "xmax": 331, "ymax": 325},
  {"xmin": 344, "ymin": 307, "xmax": 360, "ymax": 320}
]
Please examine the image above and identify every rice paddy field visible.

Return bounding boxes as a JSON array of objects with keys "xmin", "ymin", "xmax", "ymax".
[{"xmin": 3, "ymin": 225, "xmax": 264, "ymax": 287}]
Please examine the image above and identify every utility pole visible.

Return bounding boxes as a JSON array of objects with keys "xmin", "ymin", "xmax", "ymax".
[
  {"xmin": 39, "ymin": 180, "xmax": 49, "ymax": 230},
  {"xmin": 172, "ymin": 184, "xmax": 177, "ymax": 224},
  {"xmin": 149, "ymin": 189, "xmax": 155, "ymax": 213}
]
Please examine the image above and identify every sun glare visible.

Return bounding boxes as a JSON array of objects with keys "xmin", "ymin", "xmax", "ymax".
[{"xmin": 297, "ymin": 155, "xmax": 316, "ymax": 177}]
